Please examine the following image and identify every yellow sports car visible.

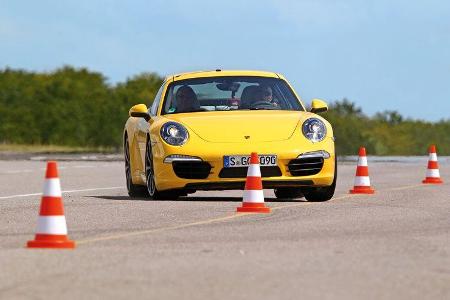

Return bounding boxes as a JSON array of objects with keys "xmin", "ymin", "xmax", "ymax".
[{"xmin": 124, "ymin": 70, "xmax": 336, "ymax": 201}]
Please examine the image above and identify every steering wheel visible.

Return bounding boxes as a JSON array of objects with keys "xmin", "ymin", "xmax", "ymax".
[{"xmin": 250, "ymin": 100, "xmax": 275, "ymax": 109}]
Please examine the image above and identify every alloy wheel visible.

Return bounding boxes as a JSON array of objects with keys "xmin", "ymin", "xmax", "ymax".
[
  {"xmin": 124, "ymin": 140, "xmax": 132, "ymax": 192},
  {"xmin": 145, "ymin": 140, "xmax": 156, "ymax": 196}
]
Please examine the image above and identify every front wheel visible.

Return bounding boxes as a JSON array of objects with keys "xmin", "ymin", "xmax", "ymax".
[
  {"xmin": 145, "ymin": 138, "xmax": 180, "ymax": 200},
  {"xmin": 303, "ymin": 157, "xmax": 337, "ymax": 202},
  {"xmin": 124, "ymin": 137, "xmax": 148, "ymax": 197}
]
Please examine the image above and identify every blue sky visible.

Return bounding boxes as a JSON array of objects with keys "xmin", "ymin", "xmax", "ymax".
[{"xmin": 1, "ymin": 0, "xmax": 449, "ymax": 121}]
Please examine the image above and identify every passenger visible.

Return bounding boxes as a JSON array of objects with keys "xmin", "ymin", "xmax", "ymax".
[{"xmin": 175, "ymin": 86, "xmax": 200, "ymax": 112}]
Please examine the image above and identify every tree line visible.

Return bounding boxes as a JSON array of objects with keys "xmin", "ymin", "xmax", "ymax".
[
  {"xmin": 0, "ymin": 66, "xmax": 448, "ymax": 155},
  {"xmin": 324, "ymin": 99, "xmax": 449, "ymax": 155},
  {"xmin": 0, "ymin": 66, "xmax": 162, "ymax": 149}
]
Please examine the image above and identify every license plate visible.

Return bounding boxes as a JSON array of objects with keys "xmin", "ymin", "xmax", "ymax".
[{"xmin": 223, "ymin": 155, "xmax": 277, "ymax": 168}]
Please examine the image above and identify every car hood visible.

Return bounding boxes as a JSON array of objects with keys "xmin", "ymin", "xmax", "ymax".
[{"xmin": 164, "ymin": 110, "xmax": 306, "ymax": 143}]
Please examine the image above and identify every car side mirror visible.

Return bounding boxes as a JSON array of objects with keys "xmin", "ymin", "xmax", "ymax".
[
  {"xmin": 129, "ymin": 104, "xmax": 150, "ymax": 121},
  {"xmin": 310, "ymin": 99, "xmax": 328, "ymax": 114}
]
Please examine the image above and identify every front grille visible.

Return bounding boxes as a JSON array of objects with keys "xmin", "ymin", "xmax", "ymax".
[
  {"xmin": 219, "ymin": 166, "xmax": 282, "ymax": 178},
  {"xmin": 288, "ymin": 157, "xmax": 324, "ymax": 176},
  {"xmin": 172, "ymin": 161, "xmax": 211, "ymax": 179}
]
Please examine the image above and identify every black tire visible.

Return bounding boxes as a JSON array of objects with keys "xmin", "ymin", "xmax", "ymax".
[
  {"xmin": 124, "ymin": 137, "xmax": 148, "ymax": 197},
  {"xmin": 274, "ymin": 187, "xmax": 304, "ymax": 199},
  {"xmin": 302, "ymin": 156, "xmax": 337, "ymax": 202},
  {"xmin": 145, "ymin": 137, "xmax": 180, "ymax": 200}
]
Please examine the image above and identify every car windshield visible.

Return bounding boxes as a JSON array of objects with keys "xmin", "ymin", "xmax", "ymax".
[{"xmin": 161, "ymin": 76, "xmax": 304, "ymax": 114}]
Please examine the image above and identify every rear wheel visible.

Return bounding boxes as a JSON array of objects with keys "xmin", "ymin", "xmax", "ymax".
[
  {"xmin": 145, "ymin": 138, "xmax": 180, "ymax": 200},
  {"xmin": 274, "ymin": 187, "xmax": 304, "ymax": 199},
  {"xmin": 124, "ymin": 137, "xmax": 148, "ymax": 197},
  {"xmin": 303, "ymin": 157, "xmax": 337, "ymax": 202}
]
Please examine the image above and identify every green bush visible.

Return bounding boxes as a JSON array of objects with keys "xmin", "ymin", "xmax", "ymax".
[{"xmin": 0, "ymin": 66, "xmax": 162, "ymax": 148}]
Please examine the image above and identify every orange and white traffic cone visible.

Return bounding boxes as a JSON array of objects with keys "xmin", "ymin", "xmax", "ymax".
[
  {"xmin": 27, "ymin": 161, "xmax": 75, "ymax": 249},
  {"xmin": 349, "ymin": 147, "xmax": 375, "ymax": 194},
  {"xmin": 422, "ymin": 145, "xmax": 443, "ymax": 184},
  {"xmin": 237, "ymin": 152, "xmax": 271, "ymax": 213}
]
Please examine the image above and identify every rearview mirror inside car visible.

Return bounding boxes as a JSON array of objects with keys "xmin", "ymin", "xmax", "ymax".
[
  {"xmin": 129, "ymin": 104, "xmax": 150, "ymax": 121},
  {"xmin": 310, "ymin": 99, "xmax": 328, "ymax": 114}
]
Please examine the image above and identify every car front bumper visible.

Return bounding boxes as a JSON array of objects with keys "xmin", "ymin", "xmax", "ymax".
[{"xmin": 151, "ymin": 137, "xmax": 335, "ymax": 191}]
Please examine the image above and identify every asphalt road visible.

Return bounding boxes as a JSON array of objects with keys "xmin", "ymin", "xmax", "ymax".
[{"xmin": 0, "ymin": 158, "xmax": 449, "ymax": 299}]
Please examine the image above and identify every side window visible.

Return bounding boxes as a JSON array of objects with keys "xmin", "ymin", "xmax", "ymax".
[{"xmin": 150, "ymin": 84, "xmax": 164, "ymax": 116}]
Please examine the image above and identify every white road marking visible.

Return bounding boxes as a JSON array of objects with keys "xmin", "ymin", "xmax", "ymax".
[
  {"xmin": 72, "ymin": 165, "xmax": 98, "ymax": 169},
  {"xmin": 0, "ymin": 186, "xmax": 124, "ymax": 200},
  {"xmin": 0, "ymin": 164, "xmax": 118, "ymax": 175},
  {"xmin": 1, "ymin": 170, "xmax": 34, "ymax": 174}
]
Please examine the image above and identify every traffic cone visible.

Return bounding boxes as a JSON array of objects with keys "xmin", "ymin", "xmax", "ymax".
[
  {"xmin": 237, "ymin": 152, "xmax": 271, "ymax": 213},
  {"xmin": 349, "ymin": 147, "xmax": 375, "ymax": 194},
  {"xmin": 27, "ymin": 161, "xmax": 75, "ymax": 249},
  {"xmin": 422, "ymin": 145, "xmax": 443, "ymax": 184}
]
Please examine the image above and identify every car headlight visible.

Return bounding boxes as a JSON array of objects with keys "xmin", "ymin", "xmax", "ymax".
[
  {"xmin": 302, "ymin": 118, "xmax": 327, "ymax": 142},
  {"xmin": 160, "ymin": 122, "xmax": 189, "ymax": 146}
]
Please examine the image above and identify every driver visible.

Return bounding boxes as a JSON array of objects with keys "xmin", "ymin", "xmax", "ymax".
[
  {"xmin": 249, "ymin": 86, "xmax": 277, "ymax": 107},
  {"xmin": 260, "ymin": 85, "xmax": 278, "ymax": 107},
  {"xmin": 176, "ymin": 86, "xmax": 200, "ymax": 112}
]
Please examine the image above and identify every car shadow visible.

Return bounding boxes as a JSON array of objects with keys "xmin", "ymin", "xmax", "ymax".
[
  {"xmin": 87, "ymin": 195, "xmax": 306, "ymax": 203},
  {"xmin": 87, "ymin": 195, "xmax": 148, "ymax": 201}
]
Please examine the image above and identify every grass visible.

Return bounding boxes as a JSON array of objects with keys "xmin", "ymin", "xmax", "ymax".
[{"xmin": 0, "ymin": 144, "xmax": 119, "ymax": 153}]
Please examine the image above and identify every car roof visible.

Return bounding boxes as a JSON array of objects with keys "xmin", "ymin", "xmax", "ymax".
[{"xmin": 166, "ymin": 70, "xmax": 285, "ymax": 82}]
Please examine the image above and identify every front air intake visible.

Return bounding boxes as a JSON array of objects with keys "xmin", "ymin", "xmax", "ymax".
[
  {"xmin": 288, "ymin": 157, "xmax": 323, "ymax": 176},
  {"xmin": 172, "ymin": 161, "xmax": 211, "ymax": 179}
]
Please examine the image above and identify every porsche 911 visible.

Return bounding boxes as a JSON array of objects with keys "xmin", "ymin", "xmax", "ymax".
[{"xmin": 124, "ymin": 70, "xmax": 336, "ymax": 201}]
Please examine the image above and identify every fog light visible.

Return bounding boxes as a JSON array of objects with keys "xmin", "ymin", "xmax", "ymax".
[
  {"xmin": 164, "ymin": 155, "xmax": 203, "ymax": 163},
  {"xmin": 297, "ymin": 150, "xmax": 330, "ymax": 159}
]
